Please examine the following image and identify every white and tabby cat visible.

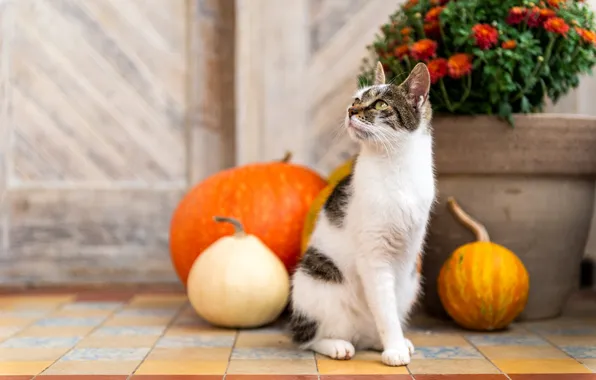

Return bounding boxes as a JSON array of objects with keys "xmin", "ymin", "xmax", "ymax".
[{"xmin": 289, "ymin": 62, "xmax": 436, "ymax": 367}]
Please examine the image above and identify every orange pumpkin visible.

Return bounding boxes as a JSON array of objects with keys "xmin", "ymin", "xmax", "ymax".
[
  {"xmin": 437, "ymin": 197, "xmax": 530, "ymax": 331},
  {"xmin": 169, "ymin": 152, "xmax": 327, "ymax": 285}
]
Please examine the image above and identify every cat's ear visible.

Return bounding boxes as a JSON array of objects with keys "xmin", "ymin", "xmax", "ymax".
[
  {"xmin": 402, "ymin": 62, "xmax": 431, "ymax": 109},
  {"xmin": 374, "ymin": 61, "xmax": 386, "ymax": 85}
]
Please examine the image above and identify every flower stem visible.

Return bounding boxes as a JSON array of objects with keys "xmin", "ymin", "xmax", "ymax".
[
  {"xmin": 513, "ymin": 35, "xmax": 556, "ymax": 101},
  {"xmin": 439, "ymin": 78, "xmax": 454, "ymax": 112},
  {"xmin": 453, "ymin": 73, "xmax": 472, "ymax": 109},
  {"xmin": 439, "ymin": 20, "xmax": 451, "ymax": 55}
]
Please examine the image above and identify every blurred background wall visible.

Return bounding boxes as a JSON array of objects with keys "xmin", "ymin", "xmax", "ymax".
[{"xmin": 0, "ymin": 0, "xmax": 594, "ymax": 286}]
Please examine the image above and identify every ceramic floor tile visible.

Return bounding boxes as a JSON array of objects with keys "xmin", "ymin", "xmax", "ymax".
[
  {"xmin": 145, "ymin": 347, "xmax": 232, "ymax": 361},
  {"xmin": 412, "ymin": 346, "xmax": 482, "ymax": 359},
  {"xmin": 0, "ymin": 361, "xmax": 53, "ymax": 375},
  {"xmin": 227, "ymin": 376, "xmax": 319, "ymax": 380},
  {"xmin": 165, "ymin": 326, "xmax": 236, "ymax": 337},
  {"xmin": 413, "ymin": 376, "xmax": 507, "ymax": 380},
  {"xmin": 581, "ymin": 358, "xmax": 596, "ymax": 371},
  {"xmin": 132, "ymin": 376, "xmax": 224, "ymax": 380},
  {"xmin": 0, "ymin": 317, "xmax": 37, "ymax": 327},
  {"xmin": 545, "ymin": 335, "xmax": 596, "ymax": 346},
  {"xmin": 34, "ymin": 317, "xmax": 106, "ymax": 327},
  {"xmin": 155, "ymin": 335, "xmax": 236, "ymax": 348},
  {"xmin": 0, "ymin": 336, "xmax": 81, "ymax": 348},
  {"xmin": 76, "ymin": 335, "xmax": 159, "ymax": 348},
  {"xmin": 134, "ymin": 360, "xmax": 228, "ymax": 375},
  {"xmin": 492, "ymin": 359, "xmax": 592, "ymax": 374},
  {"xmin": 0, "ymin": 327, "xmax": 21, "ymax": 339},
  {"xmin": 48, "ymin": 309, "xmax": 114, "ymax": 318},
  {"xmin": 40, "ymin": 360, "xmax": 141, "ymax": 375},
  {"xmin": 316, "ymin": 351, "xmax": 409, "ymax": 375},
  {"xmin": 234, "ymin": 333, "xmax": 293, "ymax": 348},
  {"xmin": 227, "ymin": 360, "xmax": 317, "ymax": 375},
  {"xmin": 39, "ymin": 376, "xmax": 128, "ymax": 380},
  {"xmin": 407, "ymin": 359, "xmax": 501, "ymax": 374},
  {"xmin": 478, "ymin": 345, "xmax": 570, "ymax": 359},
  {"xmin": 61, "ymin": 301, "xmax": 125, "ymax": 311},
  {"xmin": 74, "ymin": 291, "xmax": 135, "ymax": 302},
  {"xmin": 231, "ymin": 347, "xmax": 315, "ymax": 360},
  {"xmin": 560, "ymin": 346, "xmax": 596, "ymax": 359},
  {"xmin": 127, "ymin": 294, "xmax": 188, "ymax": 307},
  {"xmin": 91, "ymin": 326, "xmax": 166, "ymax": 336},
  {"xmin": 466, "ymin": 334, "xmax": 548, "ymax": 346},
  {"xmin": 0, "ymin": 376, "xmax": 36, "ymax": 380},
  {"xmin": 0, "ymin": 347, "xmax": 69, "ymax": 361},
  {"xmin": 15, "ymin": 326, "xmax": 95, "ymax": 337},
  {"xmin": 408, "ymin": 333, "xmax": 470, "ymax": 347},
  {"xmin": 102, "ymin": 316, "xmax": 171, "ymax": 327},
  {"xmin": 508, "ymin": 375, "xmax": 596, "ymax": 380},
  {"xmin": 60, "ymin": 348, "xmax": 150, "ymax": 361}
]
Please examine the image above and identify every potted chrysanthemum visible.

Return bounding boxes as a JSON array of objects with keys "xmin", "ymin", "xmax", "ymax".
[{"xmin": 359, "ymin": 0, "xmax": 596, "ymax": 321}]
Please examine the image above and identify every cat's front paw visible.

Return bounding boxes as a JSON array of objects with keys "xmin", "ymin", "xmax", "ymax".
[{"xmin": 382, "ymin": 345, "xmax": 411, "ymax": 366}]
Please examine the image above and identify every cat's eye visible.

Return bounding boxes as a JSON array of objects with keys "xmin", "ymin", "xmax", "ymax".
[{"xmin": 374, "ymin": 100, "xmax": 388, "ymax": 110}]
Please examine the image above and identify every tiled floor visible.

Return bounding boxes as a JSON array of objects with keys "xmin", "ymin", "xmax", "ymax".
[{"xmin": 0, "ymin": 289, "xmax": 595, "ymax": 379}]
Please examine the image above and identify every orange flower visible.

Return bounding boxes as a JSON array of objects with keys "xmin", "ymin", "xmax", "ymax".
[
  {"xmin": 472, "ymin": 24, "xmax": 499, "ymax": 49},
  {"xmin": 447, "ymin": 53, "xmax": 473, "ymax": 78},
  {"xmin": 539, "ymin": 8, "xmax": 556, "ymax": 20},
  {"xmin": 427, "ymin": 58, "xmax": 448, "ymax": 84},
  {"xmin": 527, "ymin": 7, "xmax": 542, "ymax": 27},
  {"xmin": 425, "ymin": 6, "xmax": 445, "ymax": 22},
  {"xmin": 410, "ymin": 39, "xmax": 438, "ymax": 61},
  {"xmin": 507, "ymin": 7, "xmax": 527, "ymax": 25},
  {"xmin": 424, "ymin": 21, "xmax": 441, "ymax": 38},
  {"xmin": 547, "ymin": 0, "xmax": 564, "ymax": 8},
  {"xmin": 394, "ymin": 44, "xmax": 410, "ymax": 59},
  {"xmin": 401, "ymin": 27, "xmax": 413, "ymax": 36},
  {"xmin": 404, "ymin": 0, "xmax": 418, "ymax": 10},
  {"xmin": 502, "ymin": 40, "xmax": 517, "ymax": 49},
  {"xmin": 575, "ymin": 27, "xmax": 596, "ymax": 45},
  {"xmin": 544, "ymin": 17, "xmax": 570, "ymax": 35}
]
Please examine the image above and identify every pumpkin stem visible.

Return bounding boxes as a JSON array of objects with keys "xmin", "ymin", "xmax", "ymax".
[
  {"xmin": 213, "ymin": 216, "xmax": 246, "ymax": 236},
  {"xmin": 447, "ymin": 197, "xmax": 490, "ymax": 242},
  {"xmin": 281, "ymin": 151, "xmax": 293, "ymax": 163}
]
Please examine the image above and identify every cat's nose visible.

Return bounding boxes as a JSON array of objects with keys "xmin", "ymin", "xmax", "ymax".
[{"xmin": 348, "ymin": 107, "xmax": 359, "ymax": 117}]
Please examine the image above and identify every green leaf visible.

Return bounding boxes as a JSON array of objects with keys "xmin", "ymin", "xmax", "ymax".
[{"xmin": 520, "ymin": 96, "xmax": 531, "ymax": 113}]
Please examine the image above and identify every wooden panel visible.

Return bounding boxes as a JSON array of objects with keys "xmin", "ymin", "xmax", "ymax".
[
  {"xmin": 0, "ymin": 0, "xmax": 14, "ymax": 253},
  {"xmin": 235, "ymin": 0, "xmax": 397, "ymax": 172},
  {"xmin": 235, "ymin": 0, "xmax": 310, "ymax": 165},
  {"xmin": 11, "ymin": 0, "xmax": 186, "ymax": 184},
  {"xmin": 187, "ymin": 0, "xmax": 236, "ymax": 183},
  {"xmin": 0, "ymin": 189, "xmax": 183, "ymax": 285}
]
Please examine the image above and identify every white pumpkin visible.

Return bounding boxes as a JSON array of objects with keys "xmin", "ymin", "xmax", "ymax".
[{"xmin": 186, "ymin": 216, "xmax": 290, "ymax": 328}]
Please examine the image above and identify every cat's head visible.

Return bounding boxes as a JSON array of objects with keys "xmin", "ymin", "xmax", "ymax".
[{"xmin": 345, "ymin": 62, "xmax": 432, "ymax": 146}]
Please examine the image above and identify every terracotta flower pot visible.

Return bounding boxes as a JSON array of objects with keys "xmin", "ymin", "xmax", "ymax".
[{"xmin": 423, "ymin": 114, "xmax": 596, "ymax": 321}]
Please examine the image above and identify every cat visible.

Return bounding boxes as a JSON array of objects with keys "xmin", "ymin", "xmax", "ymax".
[{"xmin": 288, "ymin": 61, "xmax": 435, "ymax": 367}]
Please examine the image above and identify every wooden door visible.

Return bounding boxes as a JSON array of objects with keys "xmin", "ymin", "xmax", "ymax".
[{"xmin": 0, "ymin": 0, "xmax": 235, "ymax": 286}]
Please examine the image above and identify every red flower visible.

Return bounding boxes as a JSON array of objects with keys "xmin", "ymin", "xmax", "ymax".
[
  {"xmin": 410, "ymin": 39, "xmax": 438, "ymax": 60},
  {"xmin": 425, "ymin": 6, "xmax": 445, "ymax": 22},
  {"xmin": 424, "ymin": 21, "xmax": 441, "ymax": 38},
  {"xmin": 427, "ymin": 58, "xmax": 448, "ymax": 83},
  {"xmin": 527, "ymin": 7, "xmax": 542, "ymax": 27},
  {"xmin": 447, "ymin": 53, "xmax": 473, "ymax": 78},
  {"xmin": 576, "ymin": 27, "xmax": 596, "ymax": 45},
  {"xmin": 507, "ymin": 7, "xmax": 527, "ymax": 25},
  {"xmin": 394, "ymin": 44, "xmax": 410, "ymax": 59},
  {"xmin": 472, "ymin": 24, "xmax": 499, "ymax": 49},
  {"xmin": 544, "ymin": 17, "xmax": 570, "ymax": 35},
  {"xmin": 502, "ymin": 40, "xmax": 517, "ymax": 49}
]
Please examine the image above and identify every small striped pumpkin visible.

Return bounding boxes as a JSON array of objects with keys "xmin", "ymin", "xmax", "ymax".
[{"xmin": 437, "ymin": 197, "xmax": 530, "ymax": 331}]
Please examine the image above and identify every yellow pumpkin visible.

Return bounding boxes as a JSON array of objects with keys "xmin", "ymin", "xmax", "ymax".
[
  {"xmin": 187, "ymin": 216, "xmax": 290, "ymax": 328},
  {"xmin": 437, "ymin": 197, "xmax": 530, "ymax": 331},
  {"xmin": 300, "ymin": 157, "xmax": 356, "ymax": 254}
]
